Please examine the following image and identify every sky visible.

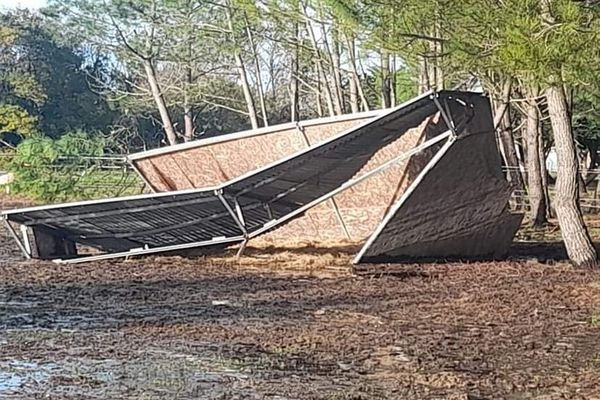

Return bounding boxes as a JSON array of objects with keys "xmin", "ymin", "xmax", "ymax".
[{"xmin": 0, "ymin": 0, "xmax": 46, "ymax": 10}]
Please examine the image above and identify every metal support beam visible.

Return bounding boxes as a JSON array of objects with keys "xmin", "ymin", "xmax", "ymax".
[
  {"xmin": 432, "ymin": 94, "xmax": 457, "ymax": 138},
  {"xmin": 234, "ymin": 199, "xmax": 246, "ymax": 227},
  {"xmin": 236, "ymin": 238, "xmax": 249, "ymax": 258},
  {"xmin": 251, "ymin": 130, "xmax": 453, "ymax": 239},
  {"xmin": 3, "ymin": 219, "xmax": 31, "ymax": 259},
  {"xmin": 25, "ymin": 195, "xmax": 218, "ymax": 225},
  {"xmin": 216, "ymin": 190, "xmax": 250, "ymax": 258},
  {"xmin": 129, "ymin": 160, "xmax": 158, "ymax": 193},
  {"xmin": 353, "ymin": 133, "xmax": 457, "ymax": 263},
  {"xmin": 216, "ymin": 190, "xmax": 247, "ymax": 236},
  {"xmin": 53, "ymin": 235, "xmax": 245, "ymax": 264},
  {"xmin": 295, "ymin": 123, "xmax": 352, "ymax": 240}
]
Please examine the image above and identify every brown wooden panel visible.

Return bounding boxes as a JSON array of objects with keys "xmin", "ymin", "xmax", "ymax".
[{"xmin": 132, "ymin": 113, "xmax": 443, "ymax": 242}]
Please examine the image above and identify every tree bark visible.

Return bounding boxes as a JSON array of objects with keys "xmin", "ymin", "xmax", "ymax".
[
  {"xmin": 546, "ymin": 85, "xmax": 597, "ymax": 268},
  {"xmin": 390, "ymin": 54, "xmax": 397, "ymax": 107},
  {"xmin": 418, "ymin": 55, "xmax": 430, "ymax": 94},
  {"xmin": 304, "ymin": 9, "xmax": 335, "ymax": 116},
  {"xmin": 290, "ymin": 8, "xmax": 300, "ymax": 122},
  {"xmin": 245, "ymin": 15, "xmax": 269, "ymax": 126},
  {"xmin": 539, "ymin": 128, "xmax": 552, "ymax": 218},
  {"xmin": 183, "ymin": 59, "xmax": 194, "ymax": 142},
  {"xmin": 347, "ymin": 35, "xmax": 358, "ymax": 113},
  {"xmin": 380, "ymin": 49, "xmax": 391, "ymax": 108},
  {"xmin": 492, "ymin": 78, "xmax": 524, "ymax": 191},
  {"xmin": 183, "ymin": 93, "xmax": 194, "ymax": 142},
  {"xmin": 227, "ymin": 7, "xmax": 259, "ymax": 129},
  {"xmin": 142, "ymin": 59, "xmax": 177, "ymax": 146},
  {"xmin": 523, "ymin": 95, "xmax": 547, "ymax": 226},
  {"xmin": 345, "ymin": 33, "xmax": 370, "ymax": 112},
  {"xmin": 328, "ymin": 28, "xmax": 344, "ymax": 115},
  {"xmin": 315, "ymin": 76, "xmax": 324, "ymax": 117}
]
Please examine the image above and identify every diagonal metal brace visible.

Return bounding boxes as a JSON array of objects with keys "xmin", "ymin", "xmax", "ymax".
[
  {"xmin": 3, "ymin": 218, "xmax": 31, "ymax": 259},
  {"xmin": 432, "ymin": 93, "xmax": 458, "ymax": 139},
  {"xmin": 215, "ymin": 189, "xmax": 249, "ymax": 258}
]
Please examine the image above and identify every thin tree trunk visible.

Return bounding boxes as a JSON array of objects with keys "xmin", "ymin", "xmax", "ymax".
[
  {"xmin": 315, "ymin": 75, "xmax": 323, "ymax": 117},
  {"xmin": 245, "ymin": 15, "xmax": 269, "ymax": 126},
  {"xmin": 380, "ymin": 49, "xmax": 391, "ymax": 108},
  {"xmin": 539, "ymin": 128, "xmax": 552, "ymax": 218},
  {"xmin": 319, "ymin": 21, "xmax": 343, "ymax": 115},
  {"xmin": 290, "ymin": 6, "xmax": 300, "ymax": 122},
  {"xmin": 418, "ymin": 55, "xmax": 430, "ymax": 94},
  {"xmin": 345, "ymin": 35, "xmax": 357, "ymax": 113},
  {"xmin": 344, "ymin": 33, "xmax": 370, "ymax": 112},
  {"xmin": 492, "ymin": 78, "xmax": 524, "ymax": 190},
  {"xmin": 143, "ymin": 59, "xmax": 177, "ymax": 145},
  {"xmin": 304, "ymin": 9, "xmax": 335, "ymax": 116},
  {"xmin": 524, "ymin": 94, "xmax": 547, "ymax": 226},
  {"xmin": 234, "ymin": 52, "xmax": 259, "ymax": 129},
  {"xmin": 390, "ymin": 54, "xmax": 397, "ymax": 107},
  {"xmin": 183, "ymin": 55, "xmax": 194, "ymax": 143},
  {"xmin": 227, "ymin": 7, "xmax": 259, "ymax": 129},
  {"xmin": 433, "ymin": 4, "xmax": 444, "ymax": 90},
  {"xmin": 330, "ymin": 28, "xmax": 345, "ymax": 114},
  {"xmin": 546, "ymin": 85, "xmax": 597, "ymax": 268}
]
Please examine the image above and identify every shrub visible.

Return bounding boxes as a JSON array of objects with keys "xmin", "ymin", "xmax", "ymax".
[{"xmin": 6, "ymin": 130, "xmax": 117, "ymax": 202}]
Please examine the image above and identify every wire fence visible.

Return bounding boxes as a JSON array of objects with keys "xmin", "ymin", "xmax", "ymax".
[
  {"xmin": 0, "ymin": 154, "xmax": 148, "ymax": 201},
  {"xmin": 2, "ymin": 155, "xmax": 600, "ymax": 211},
  {"xmin": 502, "ymin": 166, "xmax": 600, "ymax": 213}
]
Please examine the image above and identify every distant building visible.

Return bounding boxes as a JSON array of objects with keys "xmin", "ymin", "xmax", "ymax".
[{"xmin": 546, "ymin": 147, "xmax": 557, "ymax": 178}]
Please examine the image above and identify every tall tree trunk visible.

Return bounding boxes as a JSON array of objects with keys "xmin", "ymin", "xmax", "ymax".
[
  {"xmin": 524, "ymin": 94, "xmax": 547, "ymax": 226},
  {"xmin": 433, "ymin": 3, "xmax": 444, "ymax": 90},
  {"xmin": 345, "ymin": 34, "xmax": 357, "ymax": 113},
  {"xmin": 183, "ymin": 57, "xmax": 194, "ymax": 143},
  {"xmin": 304, "ymin": 9, "xmax": 335, "ymax": 116},
  {"xmin": 492, "ymin": 78, "xmax": 524, "ymax": 190},
  {"xmin": 245, "ymin": 15, "xmax": 269, "ymax": 126},
  {"xmin": 546, "ymin": 85, "xmax": 597, "ymax": 268},
  {"xmin": 418, "ymin": 55, "xmax": 430, "ymax": 94},
  {"xmin": 345, "ymin": 33, "xmax": 370, "ymax": 112},
  {"xmin": 319, "ymin": 21, "xmax": 343, "ymax": 115},
  {"xmin": 290, "ymin": 8, "xmax": 300, "ymax": 122},
  {"xmin": 380, "ymin": 49, "xmax": 391, "ymax": 108},
  {"xmin": 390, "ymin": 54, "xmax": 397, "ymax": 107},
  {"xmin": 330, "ymin": 28, "xmax": 345, "ymax": 114},
  {"xmin": 315, "ymin": 75, "xmax": 324, "ymax": 117},
  {"xmin": 227, "ymin": 7, "xmax": 259, "ymax": 129},
  {"xmin": 183, "ymin": 101, "xmax": 193, "ymax": 142},
  {"xmin": 143, "ymin": 59, "xmax": 177, "ymax": 146},
  {"xmin": 539, "ymin": 128, "xmax": 552, "ymax": 218},
  {"xmin": 234, "ymin": 51, "xmax": 259, "ymax": 129}
]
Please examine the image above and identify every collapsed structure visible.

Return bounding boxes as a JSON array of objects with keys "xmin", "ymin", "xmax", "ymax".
[{"xmin": 2, "ymin": 91, "xmax": 523, "ymax": 264}]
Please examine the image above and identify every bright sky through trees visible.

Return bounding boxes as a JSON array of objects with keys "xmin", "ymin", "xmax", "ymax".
[{"xmin": 0, "ymin": 0, "xmax": 45, "ymax": 10}]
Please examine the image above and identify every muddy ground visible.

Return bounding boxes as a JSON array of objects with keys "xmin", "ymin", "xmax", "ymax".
[{"xmin": 1, "ymin": 194, "xmax": 600, "ymax": 399}]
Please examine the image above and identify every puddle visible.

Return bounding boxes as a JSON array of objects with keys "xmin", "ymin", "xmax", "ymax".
[
  {"xmin": 0, "ymin": 373, "xmax": 22, "ymax": 392},
  {"xmin": 0, "ymin": 360, "xmax": 51, "ymax": 393},
  {"xmin": 0, "ymin": 352, "xmax": 257, "ymax": 398}
]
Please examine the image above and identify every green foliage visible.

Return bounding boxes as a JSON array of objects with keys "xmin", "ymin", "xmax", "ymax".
[
  {"xmin": 0, "ymin": 10, "xmax": 116, "ymax": 139},
  {"xmin": 0, "ymin": 104, "xmax": 38, "ymax": 138},
  {"xmin": 5, "ymin": 131, "xmax": 141, "ymax": 202}
]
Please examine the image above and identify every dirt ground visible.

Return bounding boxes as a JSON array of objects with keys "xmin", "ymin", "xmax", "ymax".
[
  {"xmin": 1, "ymin": 196, "xmax": 600, "ymax": 399},
  {"xmin": 0, "ymin": 236, "xmax": 600, "ymax": 398}
]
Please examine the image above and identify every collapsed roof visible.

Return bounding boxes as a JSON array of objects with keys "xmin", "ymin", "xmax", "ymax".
[{"xmin": 2, "ymin": 91, "xmax": 522, "ymax": 264}]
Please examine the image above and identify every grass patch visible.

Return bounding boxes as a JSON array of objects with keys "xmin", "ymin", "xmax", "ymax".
[{"xmin": 592, "ymin": 312, "xmax": 600, "ymax": 327}]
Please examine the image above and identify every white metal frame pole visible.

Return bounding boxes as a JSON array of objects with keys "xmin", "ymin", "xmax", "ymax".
[
  {"xmin": 215, "ymin": 189, "xmax": 249, "ymax": 257},
  {"xmin": 295, "ymin": 122, "xmax": 352, "ymax": 240},
  {"xmin": 3, "ymin": 218, "xmax": 31, "ymax": 259},
  {"xmin": 249, "ymin": 130, "xmax": 453, "ymax": 239}
]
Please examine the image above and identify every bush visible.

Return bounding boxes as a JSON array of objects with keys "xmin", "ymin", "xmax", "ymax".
[{"xmin": 6, "ymin": 130, "xmax": 143, "ymax": 202}]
